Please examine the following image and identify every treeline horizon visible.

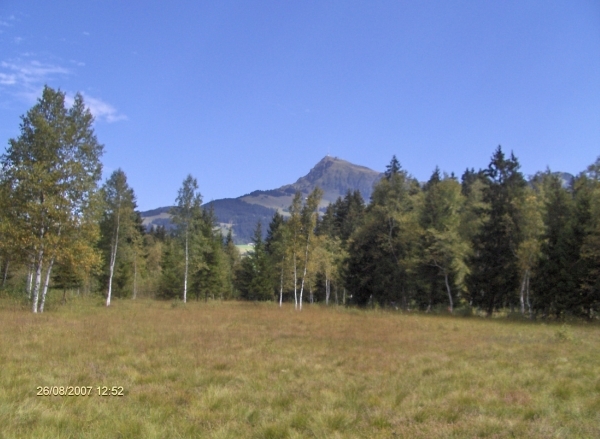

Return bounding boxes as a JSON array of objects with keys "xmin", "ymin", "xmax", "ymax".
[{"xmin": 1, "ymin": 86, "xmax": 599, "ymax": 319}]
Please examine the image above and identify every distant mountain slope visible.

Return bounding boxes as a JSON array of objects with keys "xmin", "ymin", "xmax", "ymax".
[
  {"xmin": 239, "ymin": 156, "xmax": 382, "ymax": 212},
  {"xmin": 141, "ymin": 156, "xmax": 382, "ymax": 244},
  {"xmin": 204, "ymin": 199, "xmax": 278, "ymax": 243}
]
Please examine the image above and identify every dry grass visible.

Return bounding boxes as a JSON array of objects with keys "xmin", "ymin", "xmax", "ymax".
[{"xmin": 1, "ymin": 296, "xmax": 599, "ymax": 438}]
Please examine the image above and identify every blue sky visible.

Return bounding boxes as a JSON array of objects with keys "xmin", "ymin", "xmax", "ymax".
[{"xmin": 0, "ymin": 1, "xmax": 599, "ymax": 211}]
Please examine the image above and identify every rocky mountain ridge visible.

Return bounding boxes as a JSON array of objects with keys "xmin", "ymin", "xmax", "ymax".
[{"xmin": 141, "ymin": 156, "xmax": 383, "ymax": 243}]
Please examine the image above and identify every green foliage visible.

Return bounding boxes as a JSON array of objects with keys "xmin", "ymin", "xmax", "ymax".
[
  {"xmin": 467, "ymin": 146, "xmax": 527, "ymax": 315},
  {"xmin": 418, "ymin": 170, "xmax": 468, "ymax": 312},
  {"xmin": 237, "ymin": 222, "xmax": 273, "ymax": 300},
  {"xmin": 1, "ymin": 86, "xmax": 103, "ymax": 311},
  {"xmin": 345, "ymin": 158, "xmax": 421, "ymax": 307},
  {"xmin": 158, "ymin": 178, "xmax": 235, "ymax": 301},
  {"xmin": 157, "ymin": 238, "xmax": 183, "ymax": 299},
  {"xmin": 98, "ymin": 169, "xmax": 139, "ymax": 300}
]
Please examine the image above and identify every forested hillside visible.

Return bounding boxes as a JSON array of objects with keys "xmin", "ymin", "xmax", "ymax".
[{"xmin": 1, "ymin": 87, "xmax": 599, "ymax": 318}]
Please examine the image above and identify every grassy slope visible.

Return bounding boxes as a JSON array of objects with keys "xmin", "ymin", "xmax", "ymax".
[{"xmin": 1, "ymin": 297, "xmax": 599, "ymax": 438}]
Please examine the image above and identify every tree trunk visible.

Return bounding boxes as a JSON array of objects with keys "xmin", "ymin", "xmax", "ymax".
[
  {"xmin": 27, "ymin": 264, "xmax": 34, "ymax": 299},
  {"xmin": 2, "ymin": 259, "xmax": 9, "ymax": 287},
  {"xmin": 299, "ymin": 239, "xmax": 309, "ymax": 311},
  {"xmin": 107, "ymin": 210, "xmax": 121, "ymax": 307},
  {"xmin": 325, "ymin": 275, "xmax": 330, "ymax": 305},
  {"xmin": 133, "ymin": 253, "xmax": 137, "ymax": 299},
  {"xmin": 39, "ymin": 256, "xmax": 55, "ymax": 313},
  {"xmin": 293, "ymin": 250, "xmax": 298, "ymax": 310},
  {"xmin": 32, "ymin": 248, "xmax": 44, "ymax": 314},
  {"xmin": 183, "ymin": 230, "xmax": 188, "ymax": 303},
  {"xmin": 444, "ymin": 270, "xmax": 453, "ymax": 313},
  {"xmin": 519, "ymin": 270, "xmax": 527, "ymax": 315},
  {"xmin": 525, "ymin": 271, "xmax": 532, "ymax": 318},
  {"xmin": 279, "ymin": 256, "xmax": 284, "ymax": 308}
]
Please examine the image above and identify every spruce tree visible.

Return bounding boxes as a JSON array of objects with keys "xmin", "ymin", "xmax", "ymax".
[
  {"xmin": 467, "ymin": 146, "xmax": 526, "ymax": 316},
  {"xmin": 237, "ymin": 222, "xmax": 272, "ymax": 300}
]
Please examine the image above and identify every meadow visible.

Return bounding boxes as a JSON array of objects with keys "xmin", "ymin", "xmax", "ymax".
[{"xmin": 0, "ymin": 296, "xmax": 599, "ymax": 438}]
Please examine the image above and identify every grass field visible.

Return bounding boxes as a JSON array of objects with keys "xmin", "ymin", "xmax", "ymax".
[
  {"xmin": 235, "ymin": 244, "xmax": 254, "ymax": 255},
  {"xmin": 1, "ymin": 297, "xmax": 599, "ymax": 438}
]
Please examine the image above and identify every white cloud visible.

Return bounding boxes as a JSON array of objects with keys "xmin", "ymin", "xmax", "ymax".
[
  {"xmin": 78, "ymin": 94, "xmax": 127, "ymax": 123},
  {"xmin": 0, "ymin": 57, "xmax": 126, "ymax": 123},
  {"xmin": 0, "ymin": 59, "xmax": 70, "ymax": 95},
  {"xmin": 0, "ymin": 72, "xmax": 17, "ymax": 85}
]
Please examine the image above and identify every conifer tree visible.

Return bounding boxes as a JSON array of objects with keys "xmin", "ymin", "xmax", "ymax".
[
  {"xmin": 238, "ymin": 222, "xmax": 272, "ymax": 300},
  {"xmin": 467, "ymin": 147, "xmax": 526, "ymax": 316},
  {"xmin": 265, "ymin": 211, "xmax": 288, "ymax": 306},
  {"xmin": 346, "ymin": 157, "xmax": 420, "ymax": 308},
  {"xmin": 223, "ymin": 228, "xmax": 241, "ymax": 299}
]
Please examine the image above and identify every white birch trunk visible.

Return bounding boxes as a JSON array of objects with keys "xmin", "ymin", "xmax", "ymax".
[
  {"xmin": 298, "ymin": 237, "xmax": 310, "ymax": 311},
  {"xmin": 279, "ymin": 256, "xmax": 284, "ymax": 308},
  {"xmin": 299, "ymin": 261, "xmax": 307, "ymax": 311},
  {"xmin": 183, "ymin": 230, "xmax": 188, "ymax": 303},
  {"xmin": 39, "ymin": 256, "xmax": 55, "ymax": 313},
  {"xmin": 519, "ymin": 270, "xmax": 527, "ymax": 315},
  {"xmin": 525, "ymin": 270, "xmax": 532, "ymax": 317},
  {"xmin": 325, "ymin": 276, "xmax": 330, "ymax": 305},
  {"xmin": 293, "ymin": 250, "xmax": 298, "ymax": 310},
  {"xmin": 107, "ymin": 209, "xmax": 121, "ymax": 307},
  {"xmin": 27, "ymin": 264, "xmax": 34, "ymax": 299},
  {"xmin": 133, "ymin": 253, "xmax": 137, "ymax": 299},
  {"xmin": 444, "ymin": 270, "xmax": 453, "ymax": 313},
  {"xmin": 32, "ymin": 249, "xmax": 44, "ymax": 313}
]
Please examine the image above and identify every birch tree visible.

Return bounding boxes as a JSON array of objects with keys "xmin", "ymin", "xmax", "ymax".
[
  {"xmin": 288, "ymin": 192, "xmax": 303, "ymax": 309},
  {"xmin": 1, "ymin": 86, "xmax": 103, "ymax": 312},
  {"xmin": 298, "ymin": 187, "xmax": 323, "ymax": 310},
  {"xmin": 420, "ymin": 170, "xmax": 469, "ymax": 313},
  {"xmin": 102, "ymin": 169, "xmax": 137, "ymax": 306},
  {"xmin": 515, "ymin": 185, "xmax": 544, "ymax": 316},
  {"xmin": 171, "ymin": 175, "xmax": 202, "ymax": 303}
]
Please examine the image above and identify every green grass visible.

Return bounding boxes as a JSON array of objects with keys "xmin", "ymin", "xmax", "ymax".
[
  {"xmin": 235, "ymin": 244, "xmax": 254, "ymax": 255},
  {"xmin": 1, "ymin": 296, "xmax": 599, "ymax": 438}
]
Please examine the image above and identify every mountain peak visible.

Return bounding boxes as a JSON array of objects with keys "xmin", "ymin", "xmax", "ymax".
[{"xmin": 142, "ymin": 156, "xmax": 383, "ymax": 243}]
